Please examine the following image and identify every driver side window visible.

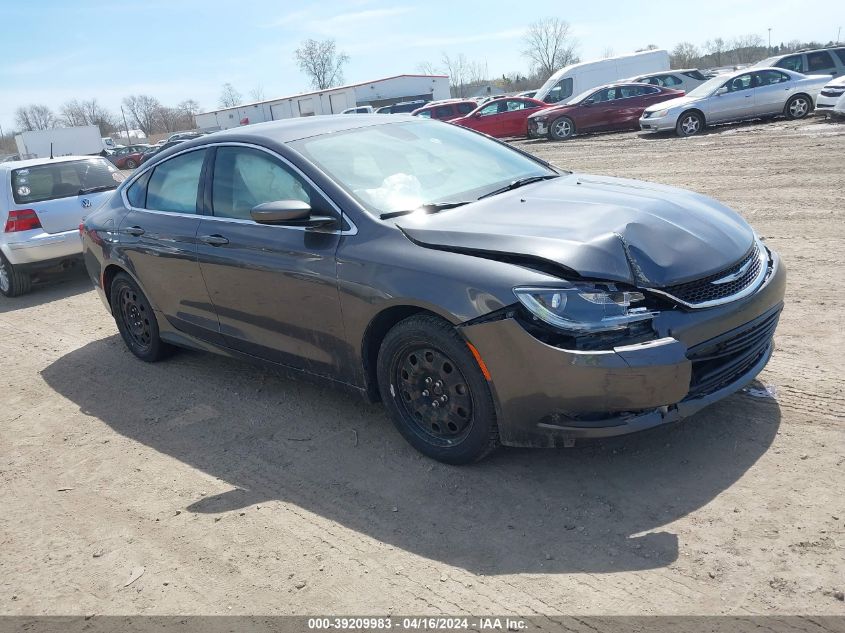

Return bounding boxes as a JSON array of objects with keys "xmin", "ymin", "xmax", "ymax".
[
  {"xmin": 211, "ymin": 147, "xmax": 312, "ymax": 221},
  {"xmin": 726, "ymin": 74, "xmax": 753, "ymax": 92}
]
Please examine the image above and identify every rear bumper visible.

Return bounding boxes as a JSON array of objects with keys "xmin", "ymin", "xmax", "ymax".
[
  {"xmin": 462, "ymin": 250, "xmax": 785, "ymax": 447},
  {"xmin": 2, "ymin": 229, "xmax": 83, "ymax": 266}
]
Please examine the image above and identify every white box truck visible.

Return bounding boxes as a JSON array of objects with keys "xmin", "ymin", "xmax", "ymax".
[
  {"xmin": 14, "ymin": 125, "xmax": 109, "ymax": 159},
  {"xmin": 534, "ymin": 49, "xmax": 671, "ymax": 104}
]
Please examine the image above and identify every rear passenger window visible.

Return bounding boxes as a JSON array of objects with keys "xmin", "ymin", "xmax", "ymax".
[
  {"xmin": 434, "ymin": 106, "xmax": 453, "ymax": 118},
  {"xmin": 807, "ymin": 51, "xmax": 835, "ymax": 72},
  {"xmin": 457, "ymin": 103, "xmax": 475, "ymax": 114},
  {"xmin": 126, "ymin": 170, "xmax": 151, "ymax": 207},
  {"xmin": 663, "ymin": 75, "xmax": 683, "ymax": 86},
  {"xmin": 835, "ymin": 49, "xmax": 845, "ymax": 65},
  {"xmin": 211, "ymin": 146, "xmax": 312, "ymax": 221},
  {"xmin": 145, "ymin": 149, "xmax": 206, "ymax": 213},
  {"xmin": 776, "ymin": 55, "xmax": 803, "ymax": 72}
]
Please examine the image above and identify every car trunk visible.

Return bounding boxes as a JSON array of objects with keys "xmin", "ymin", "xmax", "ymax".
[{"xmin": 10, "ymin": 159, "xmax": 121, "ymax": 234}]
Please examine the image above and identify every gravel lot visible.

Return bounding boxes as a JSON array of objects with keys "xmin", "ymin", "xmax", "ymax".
[{"xmin": 1, "ymin": 116, "xmax": 843, "ymax": 616}]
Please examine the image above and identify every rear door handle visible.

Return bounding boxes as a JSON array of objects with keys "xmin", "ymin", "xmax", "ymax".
[
  {"xmin": 124, "ymin": 226, "xmax": 145, "ymax": 236},
  {"xmin": 200, "ymin": 234, "xmax": 229, "ymax": 246}
]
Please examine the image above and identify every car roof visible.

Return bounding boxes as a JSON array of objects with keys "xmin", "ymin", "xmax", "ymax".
[
  {"xmin": 0, "ymin": 155, "xmax": 106, "ymax": 172},
  {"xmin": 203, "ymin": 115, "xmax": 427, "ymax": 144}
]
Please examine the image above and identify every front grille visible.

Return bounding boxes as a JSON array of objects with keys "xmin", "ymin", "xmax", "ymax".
[
  {"xmin": 659, "ymin": 243, "xmax": 764, "ymax": 306},
  {"xmin": 686, "ymin": 307, "xmax": 780, "ymax": 398}
]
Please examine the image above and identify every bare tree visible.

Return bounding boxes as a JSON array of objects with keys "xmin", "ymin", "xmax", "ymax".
[
  {"xmin": 248, "ymin": 86, "xmax": 266, "ymax": 102},
  {"xmin": 294, "ymin": 38, "xmax": 349, "ymax": 90},
  {"xmin": 636, "ymin": 44, "xmax": 660, "ymax": 52},
  {"xmin": 521, "ymin": 18, "xmax": 579, "ymax": 83},
  {"xmin": 60, "ymin": 100, "xmax": 88, "ymax": 127},
  {"xmin": 219, "ymin": 83, "xmax": 242, "ymax": 108},
  {"xmin": 731, "ymin": 34, "xmax": 765, "ymax": 63},
  {"xmin": 601, "ymin": 47, "xmax": 615, "ymax": 59},
  {"xmin": 416, "ymin": 61, "xmax": 441, "ymax": 75},
  {"xmin": 177, "ymin": 99, "xmax": 201, "ymax": 117},
  {"xmin": 703, "ymin": 37, "xmax": 728, "ymax": 66},
  {"xmin": 122, "ymin": 95, "xmax": 163, "ymax": 136},
  {"xmin": 441, "ymin": 53, "xmax": 471, "ymax": 97},
  {"xmin": 15, "ymin": 105, "xmax": 56, "ymax": 131},
  {"xmin": 670, "ymin": 42, "xmax": 700, "ymax": 68},
  {"xmin": 82, "ymin": 99, "xmax": 117, "ymax": 134}
]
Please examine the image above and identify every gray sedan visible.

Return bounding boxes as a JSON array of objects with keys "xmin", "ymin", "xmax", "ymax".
[{"xmin": 640, "ymin": 68, "xmax": 830, "ymax": 136}]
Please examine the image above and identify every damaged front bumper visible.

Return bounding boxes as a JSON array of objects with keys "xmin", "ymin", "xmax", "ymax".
[{"xmin": 461, "ymin": 250, "xmax": 785, "ymax": 447}]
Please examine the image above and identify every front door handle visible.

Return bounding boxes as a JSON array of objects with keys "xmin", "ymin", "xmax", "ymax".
[
  {"xmin": 124, "ymin": 226, "xmax": 145, "ymax": 236},
  {"xmin": 200, "ymin": 234, "xmax": 229, "ymax": 246}
]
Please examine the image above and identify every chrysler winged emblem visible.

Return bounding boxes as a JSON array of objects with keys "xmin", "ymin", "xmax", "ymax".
[{"xmin": 711, "ymin": 257, "xmax": 753, "ymax": 285}]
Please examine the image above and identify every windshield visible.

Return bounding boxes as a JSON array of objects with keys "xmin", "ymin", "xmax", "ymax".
[
  {"xmin": 11, "ymin": 158, "xmax": 123, "ymax": 204},
  {"xmin": 566, "ymin": 88, "xmax": 597, "ymax": 105},
  {"xmin": 288, "ymin": 120, "xmax": 557, "ymax": 215},
  {"xmin": 686, "ymin": 75, "xmax": 728, "ymax": 98}
]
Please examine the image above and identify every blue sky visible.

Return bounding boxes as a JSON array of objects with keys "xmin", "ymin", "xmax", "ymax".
[{"xmin": 0, "ymin": 0, "xmax": 841, "ymax": 130}]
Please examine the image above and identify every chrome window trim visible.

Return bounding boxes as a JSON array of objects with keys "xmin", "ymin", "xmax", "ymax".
[
  {"xmin": 648, "ymin": 240, "xmax": 770, "ymax": 309},
  {"xmin": 120, "ymin": 141, "xmax": 358, "ymax": 236}
]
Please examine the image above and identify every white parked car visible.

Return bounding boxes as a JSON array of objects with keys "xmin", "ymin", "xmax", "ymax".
[
  {"xmin": 625, "ymin": 69, "xmax": 708, "ymax": 93},
  {"xmin": 0, "ymin": 156, "xmax": 124, "ymax": 296},
  {"xmin": 341, "ymin": 105, "xmax": 374, "ymax": 114},
  {"xmin": 640, "ymin": 67, "xmax": 830, "ymax": 136},
  {"xmin": 815, "ymin": 75, "xmax": 845, "ymax": 117}
]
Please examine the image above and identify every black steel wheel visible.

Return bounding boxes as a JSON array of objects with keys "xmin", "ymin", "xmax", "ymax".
[
  {"xmin": 377, "ymin": 314, "xmax": 499, "ymax": 464},
  {"xmin": 110, "ymin": 272, "xmax": 171, "ymax": 362}
]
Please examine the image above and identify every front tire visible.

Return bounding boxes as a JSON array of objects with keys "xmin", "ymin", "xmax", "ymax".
[
  {"xmin": 0, "ymin": 252, "xmax": 32, "ymax": 297},
  {"xmin": 676, "ymin": 111, "xmax": 704, "ymax": 136},
  {"xmin": 110, "ymin": 273, "xmax": 171, "ymax": 362},
  {"xmin": 548, "ymin": 116, "xmax": 575, "ymax": 140},
  {"xmin": 785, "ymin": 94, "xmax": 811, "ymax": 119},
  {"xmin": 377, "ymin": 314, "xmax": 499, "ymax": 464}
]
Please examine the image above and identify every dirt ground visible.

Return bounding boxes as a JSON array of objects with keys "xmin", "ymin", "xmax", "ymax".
[{"xmin": 1, "ymin": 116, "xmax": 843, "ymax": 617}]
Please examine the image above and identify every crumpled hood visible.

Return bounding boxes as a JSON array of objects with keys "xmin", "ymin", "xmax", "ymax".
[{"xmin": 396, "ymin": 173, "xmax": 755, "ymax": 287}]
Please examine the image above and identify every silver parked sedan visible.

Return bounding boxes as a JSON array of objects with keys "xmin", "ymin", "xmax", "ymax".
[{"xmin": 639, "ymin": 68, "xmax": 830, "ymax": 136}]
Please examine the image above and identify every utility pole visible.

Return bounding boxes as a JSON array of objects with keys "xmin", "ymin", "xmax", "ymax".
[
  {"xmin": 768, "ymin": 28, "xmax": 772, "ymax": 54},
  {"xmin": 120, "ymin": 106, "xmax": 131, "ymax": 144}
]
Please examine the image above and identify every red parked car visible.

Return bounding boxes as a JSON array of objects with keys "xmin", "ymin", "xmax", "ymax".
[
  {"xmin": 108, "ymin": 144, "xmax": 151, "ymax": 169},
  {"xmin": 452, "ymin": 97, "xmax": 550, "ymax": 138},
  {"xmin": 527, "ymin": 83, "xmax": 684, "ymax": 140},
  {"xmin": 411, "ymin": 100, "xmax": 478, "ymax": 121}
]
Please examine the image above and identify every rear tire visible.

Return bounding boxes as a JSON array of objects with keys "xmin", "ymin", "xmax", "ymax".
[
  {"xmin": 125, "ymin": 158, "xmax": 138, "ymax": 169},
  {"xmin": 676, "ymin": 111, "xmax": 704, "ymax": 136},
  {"xmin": 110, "ymin": 273, "xmax": 171, "ymax": 362},
  {"xmin": 377, "ymin": 314, "xmax": 499, "ymax": 464},
  {"xmin": 0, "ymin": 252, "xmax": 32, "ymax": 297},
  {"xmin": 785, "ymin": 94, "xmax": 811, "ymax": 119},
  {"xmin": 548, "ymin": 116, "xmax": 575, "ymax": 140}
]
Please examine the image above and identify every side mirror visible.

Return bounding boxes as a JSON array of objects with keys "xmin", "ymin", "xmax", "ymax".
[
  {"xmin": 715, "ymin": 86, "xmax": 728, "ymax": 96},
  {"xmin": 583, "ymin": 99, "xmax": 594, "ymax": 106},
  {"xmin": 250, "ymin": 200, "xmax": 338, "ymax": 229},
  {"xmin": 473, "ymin": 112, "xmax": 482, "ymax": 118}
]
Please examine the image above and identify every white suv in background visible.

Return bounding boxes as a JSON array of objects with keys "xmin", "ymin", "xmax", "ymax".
[
  {"xmin": 816, "ymin": 75, "xmax": 845, "ymax": 117},
  {"xmin": 625, "ymin": 69, "xmax": 708, "ymax": 93},
  {"xmin": 0, "ymin": 156, "xmax": 124, "ymax": 296}
]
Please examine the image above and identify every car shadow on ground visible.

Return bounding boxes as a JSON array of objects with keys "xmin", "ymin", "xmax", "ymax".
[
  {"xmin": 0, "ymin": 265, "xmax": 92, "ymax": 314},
  {"xmin": 41, "ymin": 336, "xmax": 781, "ymax": 575}
]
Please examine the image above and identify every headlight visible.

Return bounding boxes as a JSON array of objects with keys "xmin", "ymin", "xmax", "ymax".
[
  {"xmin": 514, "ymin": 284, "xmax": 657, "ymax": 333},
  {"xmin": 532, "ymin": 116, "xmax": 547, "ymax": 123},
  {"xmin": 651, "ymin": 109, "xmax": 669, "ymax": 118}
]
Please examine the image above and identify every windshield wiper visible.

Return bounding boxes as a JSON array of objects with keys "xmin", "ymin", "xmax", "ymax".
[
  {"xmin": 380, "ymin": 201, "xmax": 472, "ymax": 220},
  {"xmin": 477, "ymin": 174, "xmax": 559, "ymax": 200},
  {"xmin": 78, "ymin": 185, "xmax": 116, "ymax": 195}
]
